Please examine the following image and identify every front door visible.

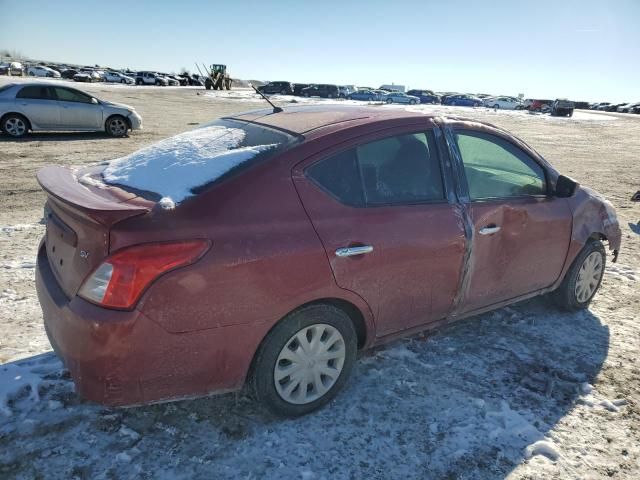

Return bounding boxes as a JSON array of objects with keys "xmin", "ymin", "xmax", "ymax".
[
  {"xmin": 452, "ymin": 128, "xmax": 572, "ymax": 313},
  {"xmin": 294, "ymin": 126, "xmax": 466, "ymax": 337},
  {"xmin": 53, "ymin": 87, "xmax": 102, "ymax": 130}
]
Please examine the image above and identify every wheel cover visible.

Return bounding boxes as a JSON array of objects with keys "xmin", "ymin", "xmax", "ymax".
[
  {"xmin": 109, "ymin": 118, "xmax": 127, "ymax": 136},
  {"xmin": 575, "ymin": 251, "xmax": 604, "ymax": 303},
  {"xmin": 274, "ymin": 323, "xmax": 346, "ymax": 405},
  {"xmin": 5, "ymin": 118, "xmax": 26, "ymax": 136}
]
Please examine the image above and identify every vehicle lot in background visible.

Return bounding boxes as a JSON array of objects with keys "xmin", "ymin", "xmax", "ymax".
[{"xmin": 0, "ymin": 81, "xmax": 638, "ymax": 479}]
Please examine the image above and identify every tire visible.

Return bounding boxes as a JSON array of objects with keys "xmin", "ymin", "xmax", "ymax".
[
  {"xmin": 303, "ymin": 92, "xmax": 309, "ymax": 97},
  {"xmin": 386, "ymin": 98, "xmax": 393, "ymax": 104},
  {"xmin": 121, "ymin": 79, "xmax": 126, "ymax": 84},
  {"xmin": 105, "ymin": 115, "xmax": 129, "ymax": 137},
  {"xmin": 410, "ymin": 100, "xmax": 416, "ymax": 105},
  {"xmin": 280, "ymin": 89, "xmax": 287, "ymax": 95},
  {"xmin": 327, "ymin": 93, "xmax": 333, "ymax": 98},
  {"xmin": 553, "ymin": 240, "xmax": 606, "ymax": 310},
  {"xmin": 493, "ymin": 104, "xmax": 500, "ymax": 109},
  {"xmin": 251, "ymin": 304, "xmax": 357, "ymax": 417},
  {"xmin": 1, "ymin": 113, "xmax": 29, "ymax": 138}
]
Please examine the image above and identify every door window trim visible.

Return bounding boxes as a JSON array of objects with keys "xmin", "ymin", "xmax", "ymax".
[
  {"xmin": 304, "ymin": 126, "xmax": 452, "ymax": 208},
  {"xmin": 449, "ymin": 127, "xmax": 551, "ymax": 203}
]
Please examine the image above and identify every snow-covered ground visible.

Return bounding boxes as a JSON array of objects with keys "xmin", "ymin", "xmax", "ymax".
[{"xmin": 1, "ymin": 82, "xmax": 638, "ymax": 479}]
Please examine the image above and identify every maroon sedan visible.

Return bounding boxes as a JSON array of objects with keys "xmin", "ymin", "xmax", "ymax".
[{"xmin": 36, "ymin": 106, "xmax": 621, "ymax": 416}]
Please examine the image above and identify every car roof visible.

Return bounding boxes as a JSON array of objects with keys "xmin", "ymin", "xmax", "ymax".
[{"xmin": 229, "ymin": 105, "xmax": 442, "ymax": 137}]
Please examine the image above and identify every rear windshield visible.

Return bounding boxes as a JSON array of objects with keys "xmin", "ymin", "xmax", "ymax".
[{"xmin": 100, "ymin": 118, "xmax": 300, "ymax": 205}]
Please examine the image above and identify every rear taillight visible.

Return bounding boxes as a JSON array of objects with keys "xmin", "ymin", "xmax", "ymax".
[{"xmin": 78, "ymin": 240, "xmax": 210, "ymax": 309}]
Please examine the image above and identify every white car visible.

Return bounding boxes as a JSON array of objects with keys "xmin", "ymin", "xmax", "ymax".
[
  {"xmin": 104, "ymin": 71, "xmax": 135, "ymax": 84},
  {"xmin": 483, "ymin": 96, "xmax": 523, "ymax": 109},
  {"xmin": 27, "ymin": 66, "xmax": 61, "ymax": 78}
]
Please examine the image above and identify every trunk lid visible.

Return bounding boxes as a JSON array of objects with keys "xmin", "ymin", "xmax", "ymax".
[{"xmin": 37, "ymin": 166, "xmax": 152, "ymax": 298}]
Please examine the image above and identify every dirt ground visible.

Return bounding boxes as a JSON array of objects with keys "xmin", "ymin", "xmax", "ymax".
[{"xmin": 0, "ymin": 79, "xmax": 638, "ymax": 479}]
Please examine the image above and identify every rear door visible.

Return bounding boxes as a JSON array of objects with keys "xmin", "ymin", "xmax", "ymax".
[
  {"xmin": 52, "ymin": 87, "xmax": 102, "ymax": 130},
  {"xmin": 450, "ymin": 128, "xmax": 572, "ymax": 312},
  {"xmin": 294, "ymin": 124, "xmax": 466, "ymax": 337},
  {"xmin": 15, "ymin": 85, "xmax": 60, "ymax": 128}
]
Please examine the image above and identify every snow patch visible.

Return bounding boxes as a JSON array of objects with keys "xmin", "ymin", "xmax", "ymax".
[
  {"xmin": 0, "ymin": 363, "xmax": 43, "ymax": 415},
  {"xmin": 102, "ymin": 125, "xmax": 278, "ymax": 204},
  {"xmin": 524, "ymin": 440, "xmax": 561, "ymax": 461}
]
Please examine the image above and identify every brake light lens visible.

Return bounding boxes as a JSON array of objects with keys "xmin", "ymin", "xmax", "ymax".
[{"xmin": 78, "ymin": 240, "xmax": 210, "ymax": 309}]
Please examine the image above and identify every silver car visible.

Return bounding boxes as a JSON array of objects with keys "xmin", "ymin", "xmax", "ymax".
[{"xmin": 0, "ymin": 82, "xmax": 142, "ymax": 138}]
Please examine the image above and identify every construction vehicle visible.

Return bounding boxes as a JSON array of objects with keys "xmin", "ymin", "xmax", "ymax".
[{"xmin": 196, "ymin": 64, "xmax": 232, "ymax": 90}]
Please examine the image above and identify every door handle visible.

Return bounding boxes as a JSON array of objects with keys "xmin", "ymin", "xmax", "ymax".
[
  {"xmin": 335, "ymin": 245, "xmax": 373, "ymax": 257},
  {"xmin": 479, "ymin": 225, "xmax": 501, "ymax": 235}
]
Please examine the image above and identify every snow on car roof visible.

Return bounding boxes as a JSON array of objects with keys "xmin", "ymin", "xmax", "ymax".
[{"xmin": 102, "ymin": 125, "xmax": 278, "ymax": 206}]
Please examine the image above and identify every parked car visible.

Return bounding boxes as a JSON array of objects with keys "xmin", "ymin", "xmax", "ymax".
[
  {"xmin": 604, "ymin": 103, "xmax": 626, "ymax": 112},
  {"xmin": 292, "ymin": 83, "xmax": 310, "ymax": 96},
  {"xmin": 630, "ymin": 105, "xmax": 640, "ymax": 114},
  {"xmin": 301, "ymin": 84, "xmax": 340, "ymax": 98},
  {"xmin": 384, "ymin": 91, "xmax": 420, "ymax": 104},
  {"xmin": 0, "ymin": 63, "xmax": 9, "ymax": 75},
  {"xmin": 526, "ymin": 99, "xmax": 553, "ymax": 112},
  {"xmin": 483, "ymin": 96, "xmax": 523, "ymax": 110},
  {"xmin": 406, "ymin": 89, "xmax": 440, "ymax": 104},
  {"xmin": 135, "ymin": 72, "xmax": 168, "ymax": 86},
  {"xmin": 8, "ymin": 62, "xmax": 25, "ymax": 76},
  {"xmin": 442, "ymin": 94, "xmax": 483, "ymax": 107},
  {"xmin": 27, "ymin": 66, "xmax": 61, "ymax": 78},
  {"xmin": 258, "ymin": 81, "xmax": 294, "ymax": 95},
  {"xmin": 616, "ymin": 103, "xmax": 639, "ymax": 113},
  {"xmin": 167, "ymin": 74, "xmax": 188, "ymax": 86},
  {"xmin": 347, "ymin": 90, "xmax": 381, "ymax": 101},
  {"xmin": 338, "ymin": 86, "xmax": 355, "ymax": 98},
  {"xmin": 596, "ymin": 102, "xmax": 612, "ymax": 111},
  {"xmin": 61, "ymin": 69, "xmax": 79, "ymax": 79},
  {"xmin": 0, "ymin": 82, "xmax": 142, "ymax": 138},
  {"xmin": 550, "ymin": 99, "xmax": 575, "ymax": 117},
  {"xmin": 34, "ymin": 105, "xmax": 621, "ymax": 416},
  {"xmin": 73, "ymin": 73, "xmax": 95, "ymax": 83},
  {"xmin": 104, "ymin": 71, "xmax": 135, "ymax": 84}
]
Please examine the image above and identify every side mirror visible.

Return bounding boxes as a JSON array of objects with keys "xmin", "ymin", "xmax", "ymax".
[
  {"xmin": 555, "ymin": 174, "xmax": 578, "ymax": 198},
  {"xmin": 91, "ymin": 98, "xmax": 99, "ymax": 105}
]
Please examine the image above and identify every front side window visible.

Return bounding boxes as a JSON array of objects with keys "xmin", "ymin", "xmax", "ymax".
[
  {"xmin": 54, "ymin": 87, "xmax": 93, "ymax": 104},
  {"xmin": 307, "ymin": 131, "xmax": 445, "ymax": 206},
  {"xmin": 455, "ymin": 130, "xmax": 546, "ymax": 200}
]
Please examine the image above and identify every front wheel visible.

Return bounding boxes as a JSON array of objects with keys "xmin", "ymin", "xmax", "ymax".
[
  {"xmin": 105, "ymin": 115, "xmax": 129, "ymax": 137},
  {"xmin": 554, "ymin": 240, "xmax": 606, "ymax": 310},
  {"xmin": 251, "ymin": 304, "xmax": 357, "ymax": 417},
  {"xmin": 386, "ymin": 98, "xmax": 393, "ymax": 104}
]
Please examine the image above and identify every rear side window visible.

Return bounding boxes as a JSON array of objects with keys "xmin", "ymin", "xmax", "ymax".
[
  {"xmin": 307, "ymin": 131, "xmax": 445, "ymax": 206},
  {"xmin": 16, "ymin": 86, "xmax": 53, "ymax": 100}
]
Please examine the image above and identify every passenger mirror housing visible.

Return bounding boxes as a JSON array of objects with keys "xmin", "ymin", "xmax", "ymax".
[
  {"xmin": 555, "ymin": 174, "xmax": 578, "ymax": 198},
  {"xmin": 91, "ymin": 97, "xmax": 99, "ymax": 105}
]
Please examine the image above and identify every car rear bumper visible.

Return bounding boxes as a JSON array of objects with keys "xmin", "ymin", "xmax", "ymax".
[{"xmin": 36, "ymin": 242, "xmax": 254, "ymax": 407}]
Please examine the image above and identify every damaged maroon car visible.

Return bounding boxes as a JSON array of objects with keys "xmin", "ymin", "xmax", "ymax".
[{"xmin": 35, "ymin": 106, "xmax": 621, "ymax": 416}]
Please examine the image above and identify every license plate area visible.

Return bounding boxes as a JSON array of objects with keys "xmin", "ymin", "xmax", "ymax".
[{"xmin": 46, "ymin": 212, "xmax": 77, "ymax": 282}]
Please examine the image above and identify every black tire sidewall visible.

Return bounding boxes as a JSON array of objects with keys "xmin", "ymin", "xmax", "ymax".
[
  {"xmin": 252, "ymin": 304, "xmax": 357, "ymax": 417},
  {"xmin": 106, "ymin": 115, "xmax": 127, "ymax": 137},
  {"xmin": 555, "ymin": 240, "xmax": 606, "ymax": 310}
]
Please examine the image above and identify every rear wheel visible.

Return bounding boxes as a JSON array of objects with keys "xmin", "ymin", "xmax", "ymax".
[
  {"xmin": 251, "ymin": 304, "xmax": 357, "ymax": 417},
  {"xmin": 105, "ymin": 115, "xmax": 129, "ymax": 137},
  {"xmin": 1, "ymin": 114, "xmax": 29, "ymax": 138},
  {"xmin": 386, "ymin": 98, "xmax": 393, "ymax": 104},
  {"xmin": 554, "ymin": 240, "xmax": 605, "ymax": 310}
]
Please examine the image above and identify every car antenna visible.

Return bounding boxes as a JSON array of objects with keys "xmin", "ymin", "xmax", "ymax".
[{"xmin": 249, "ymin": 83, "xmax": 283, "ymax": 113}]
